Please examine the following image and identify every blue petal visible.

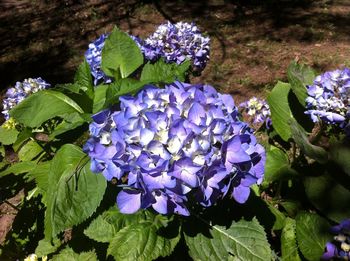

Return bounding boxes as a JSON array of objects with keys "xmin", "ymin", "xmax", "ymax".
[
  {"xmin": 232, "ymin": 185, "xmax": 250, "ymax": 203},
  {"xmin": 117, "ymin": 190, "xmax": 141, "ymax": 214}
]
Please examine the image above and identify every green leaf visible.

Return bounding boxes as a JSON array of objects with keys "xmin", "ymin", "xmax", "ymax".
[
  {"xmin": 281, "ymin": 218, "xmax": 301, "ymax": 261},
  {"xmin": 330, "ymin": 146, "xmax": 350, "ymax": 177},
  {"xmin": 304, "ymin": 173, "xmax": 350, "ymax": 222},
  {"xmin": 12, "ymin": 128, "xmax": 32, "ymax": 151},
  {"xmin": 101, "ymin": 26, "xmax": 143, "ymax": 79},
  {"xmin": 287, "ymin": 61, "xmax": 315, "ymax": 106},
  {"xmin": 185, "ymin": 218, "xmax": 272, "ymax": 261},
  {"xmin": 92, "ymin": 85, "xmax": 109, "ymax": 113},
  {"xmin": 18, "ymin": 140, "xmax": 43, "ymax": 161},
  {"xmin": 264, "ymin": 145, "xmax": 297, "ymax": 182},
  {"xmin": 295, "ymin": 212, "xmax": 331, "ymax": 261},
  {"xmin": 104, "ymin": 79, "xmax": 148, "ymax": 108},
  {"xmin": 10, "ymin": 90, "xmax": 84, "ymax": 128},
  {"xmin": 74, "ymin": 59, "xmax": 94, "ymax": 98},
  {"xmin": 267, "ymin": 81, "xmax": 293, "ymax": 141},
  {"xmin": 35, "ymin": 237, "xmax": 61, "ymax": 257},
  {"xmin": 0, "ymin": 126, "xmax": 19, "ymax": 145},
  {"xmin": 84, "ymin": 206, "xmax": 146, "ymax": 243},
  {"xmin": 289, "ymin": 119, "xmax": 327, "ymax": 163},
  {"xmin": 140, "ymin": 59, "xmax": 190, "ymax": 83},
  {"xmin": 107, "ymin": 221, "xmax": 180, "ymax": 261},
  {"xmin": 49, "ymin": 113, "xmax": 90, "ymax": 139},
  {"xmin": 0, "ymin": 161, "xmax": 37, "ymax": 177},
  {"xmin": 267, "ymin": 203, "xmax": 286, "ymax": 231},
  {"xmin": 44, "ymin": 144, "xmax": 106, "ymax": 239},
  {"xmin": 26, "ymin": 162, "xmax": 50, "ymax": 200},
  {"xmin": 52, "ymin": 247, "xmax": 97, "ymax": 261}
]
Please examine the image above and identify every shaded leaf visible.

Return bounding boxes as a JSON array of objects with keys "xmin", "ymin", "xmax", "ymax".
[
  {"xmin": 92, "ymin": 85, "xmax": 109, "ymax": 113},
  {"xmin": 304, "ymin": 173, "xmax": 350, "ymax": 222},
  {"xmin": 49, "ymin": 113, "xmax": 90, "ymax": 139},
  {"xmin": 0, "ymin": 161, "xmax": 37, "ymax": 178},
  {"xmin": 18, "ymin": 140, "xmax": 43, "ymax": 161},
  {"xmin": 295, "ymin": 212, "xmax": 331, "ymax": 261},
  {"xmin": 290, "ymin": 119, "xmax": 327, "ymax": 163},
  {"xmin": 35, "ymin": 237, "xmax": 61, "ymax": 257},
  {"xmin": 74, "ymin": 59, "xmax": 94, "ymax": 98},
  {"xmin": 52, "ymin": 247, "xmax": 97, "ymax": 261},
  {"xmin": 10, "ymin": 90, "xmax": 84, "ymax": 128}
]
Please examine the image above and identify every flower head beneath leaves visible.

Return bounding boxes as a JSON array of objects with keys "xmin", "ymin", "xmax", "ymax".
[
  {"xmin": 305, "ymin": 69, "xmax": 350, "ymax": 130},
  {"xmin": 322, "ymin": 219, "xmax": 350, "ymax": 260},
  {"xmin": 239, "ymin": 97, "xmax": 271, "ymax": 129},
  {"xmin": 84, "ymin": 81, "xmax": 265, "ymax": 216},
  {"xmin": 2, "ymin": 78, "xmax": 50, "ymax": 120}
]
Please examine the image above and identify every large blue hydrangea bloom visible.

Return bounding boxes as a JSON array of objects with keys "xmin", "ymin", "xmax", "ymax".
[
  {"xmin": 305, "ymin": 69, "xmax": 350, "ymax": 132},
  {"xmin": 2, "ymin": 78, "xmax": 50, "ymax": 120},
  {"xmin": 84, "ymin": 82, "xmax": 265, "ymax": 215},
  {"xmin": 322, "ymin": 219, "xmax": 350, "ymax": 260}
]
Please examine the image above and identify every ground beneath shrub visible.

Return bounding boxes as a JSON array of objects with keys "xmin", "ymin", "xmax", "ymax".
[{"xmin": 1, "ymin": 0, "xmax": 350, "ymax": 253}]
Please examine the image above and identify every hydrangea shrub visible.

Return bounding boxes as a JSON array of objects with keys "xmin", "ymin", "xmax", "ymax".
[{"xmin": 84, "ymin": 81, "xmax": 265, "ymax": 215}]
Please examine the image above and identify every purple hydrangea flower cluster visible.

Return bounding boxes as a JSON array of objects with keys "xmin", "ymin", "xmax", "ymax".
[
  {"xmin": 2, "ymin": 78, "xmax": 50, "ymax": 120},
  {"xmin": 143, "ymin": 21, "xmax": 210, "ymax": 71},
  {"xmin": 239, "ymin": 97, "xmax": 272, "ymax": 129},
  {"xmin": 85, "ymin": 22, "xmax": 210, "ymax": 85},
  {"xmin": 305, "ymin": 69, "xmax": 350, "ymax": 130},
  {"xmin": 322, "ymin": 219, "xmax": 350, "ymax": 260},
  {"xmin": 84, "ymin": 81, "xmax": 265, "ymax": 216}
]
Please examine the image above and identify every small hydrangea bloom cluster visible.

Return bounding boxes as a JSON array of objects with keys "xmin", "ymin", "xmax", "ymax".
[
  {"xmin": 85, "ymin": 22, "xmax": 210, "ymax": 85},
  {"xmin": 239, "ymin": 97, "xmax": 271, "ymax": 129},
  {"xmin": 84, "ymin": 34, "xmax": 112, "ymax": 85},
  {"xmin": 2, "ymin": 78, "xmax": 50, "ymax": 120},
  {"xmin": 305, "ymin": 69, "xmax": 350, "ymax": 130},
  {"xmin": 322, "ymin": 219, "xmax": 350, "ymax": 260},
  {"xmin": 84, "ymin": 81, "xmax": 265, "ymax": 216},
  {"xmin": 143, "ymin": 21, "xmax": 210, "ymax": 71}
]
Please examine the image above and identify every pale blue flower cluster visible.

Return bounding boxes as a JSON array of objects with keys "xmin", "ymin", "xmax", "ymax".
[
  {"xmin": 305, "ymin": 69, "xmax": 350, "ymax": 130},
  {"xmin": 239, "ymin": 97, "xmax": 271, "ymax": 129},
  {"xmin": 322, "ymin": 219, "xmax": 350, "ymax": 260},
  {"xmin": 85, "ymin": 22, "xmax": 210, "ymax": 85},
  {"xmin": 2, "ymin": 78, "xmax": 50, "ymax": 120},
  {"xmin": 143, "ymin": 21, "xmax": 210, "ymax": 71},
  {"xmin": 84, "ymin": 81, "xmax": 265, "ymax": 216}
]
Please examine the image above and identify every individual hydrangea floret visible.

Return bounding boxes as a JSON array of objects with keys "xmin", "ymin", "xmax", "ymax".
[
  {"xmin": 144, "ymin": 21, "xmax": 210, "ymax": 72},
  {"xmin": 84, "ymin": 81, "xmax": 265, "ymax": 216},
  {"xmin": 2, "ymin": 78, "xmax": 50, "ymax": 120},
  {"xmin": 305, "ymin": 69, "xmax": 350, "ymax": 129},
  {"xmin": 239, "ymin": 97, "xmax": 271, "ymax": 129},
  {"xmin": 322, "ymin": 219, "xmax": 350, "ymax": 260}
]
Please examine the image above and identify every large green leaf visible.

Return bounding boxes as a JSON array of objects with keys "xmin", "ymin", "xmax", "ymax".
[
  {"xmin": 107, "ymin": 221, "xmax": 180, "ymax": 261},
  {"xmin": 26, "ymin": 162, "xmax": 50, "ymax": 201},
  {"xmin": 295, "ymin": 212, "xmax": 331, "ymax": 261},
  {"xmin": 304, "ymin": 173, "xmax": 350, "ymax": 222},
  {"xmin": 0, "ymin": 126, "xmax": 19, "ymax": 145},
  {"xmin": 10, "ymin": 90, "xmax": 84, "ymax": 128},
  {"xmin": 44, "ymin": 144, "xmax": 106, "ymax": 239},
  {"xmin": 35, "ymin": 237, "xmax": 61, "ymax": 257},
  {"xmin": 185, "ymin": 218, "xmax": 272, "ymax": 261},
  {"xmin": 330, "ymin": 146, "xmax": 350, "ymax": 177},
  {"xmin": 49, "ymin": 113, "xmax": 90, "ymax": 139},
  {"xmin": 267, "ymin": 81, "xmax": 293, "ymax": 141},
  {"xmin": 264, "ymin": 145, "xmax": 297, "ymax": 183},
  {"xmin": 52, "ymin": 247, "xmax": 97, "ymax": 261},
  {"xmin": 290, "ymin": 119, "xmax": 327, "ymax": 163},
  {"xmin": 287, "ymin": 61, "xmax": 315, "ymax": 106},
  {"xmin": 281, "ymin": 218, "xmax": 301, "ymax": 261},
  {"xmin": 92, "ymin": 84, "xmax": 109, "ymax": 113},
  {"xmin": 18, "ymin": 140, "xmax": 43, "ymax": 161},
  {"xmin": 101, "ymin": 26, "xmax": 143, "ymax": 79},
  {"xmin": 140, "ymin": 59, "xmax": 190, "ymax": 84},
  {"xmin": 84, "ymin": 206, "xmax": 147, "ymax": 243},
  {"xmin": 74, "ymin": 59, "xmax": 94, "ymax": 99},
  {"xmin": 0, "ymin": 161, "xmax": 37, "ymax": 177}
]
